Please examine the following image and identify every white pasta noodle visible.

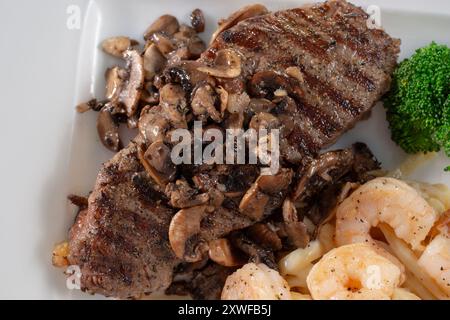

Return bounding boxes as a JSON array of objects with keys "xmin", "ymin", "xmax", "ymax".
[
  {"xmin": 278, "ymin": 241, "xmax": 322, "ymax": 277},
  {"xmin": 392, "ymin": 288, "xmax": 421, "ymax": 300}
]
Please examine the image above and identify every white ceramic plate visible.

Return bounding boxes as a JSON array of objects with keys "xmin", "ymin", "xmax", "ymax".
[{"xmin": 1, "ymin": 0, "xmax": 449, "ymax": 299}]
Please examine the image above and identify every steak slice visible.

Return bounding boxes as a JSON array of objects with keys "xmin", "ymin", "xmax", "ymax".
[
  {"xmin": 200, "ymin": 0, "xmax": 400, "ymax": 161},
  {"xmin": 68, "ymin": 141, "xmax": 179, "ymax": 299}
]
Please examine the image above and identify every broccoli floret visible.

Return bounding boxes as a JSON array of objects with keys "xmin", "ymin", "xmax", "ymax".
[{"xmin": 384, "ymin": 42, "xmax": 450, "ymax": 169}]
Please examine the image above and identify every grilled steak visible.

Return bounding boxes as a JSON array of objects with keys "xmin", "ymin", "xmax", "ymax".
[
  {"xmin": 199, "ymin": 0, "xmax": 399, "ymax": 162},
  {"xmin": 67, "ymin": 141, "xmax": 179, "ymax": 298}
]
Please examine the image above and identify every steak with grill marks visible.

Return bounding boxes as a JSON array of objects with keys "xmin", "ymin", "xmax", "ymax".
[{"xmin": 200, "ymin": 0, "xmax": 400, "ymax": 161}]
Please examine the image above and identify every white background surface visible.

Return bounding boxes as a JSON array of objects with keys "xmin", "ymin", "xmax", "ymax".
[{"xmin": 0, "ymin": 0, "xmax": 449, "ymax": 299}]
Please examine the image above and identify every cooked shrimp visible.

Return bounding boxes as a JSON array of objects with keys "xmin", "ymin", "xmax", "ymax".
[
  {"xmin": 221, "ymin": 263, "xmax": 291, "ymax": 300},
  {"xmin": 418, "ymin": 234, "xmax": 450, "ymax": 296},
  {"xmin": 336, "ymin": 177, "xmax": 438, "ymax": 251},
  {"xmin": 306, "ymin": 243, "xmax": 404, "ymax": 300}
]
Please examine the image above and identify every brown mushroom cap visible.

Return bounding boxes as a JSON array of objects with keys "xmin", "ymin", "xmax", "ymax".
[
  {"xmin": 144, "ymin": 14, "xmax": 180, "ymax": 41},
  {"xmin": 96, "ymin": 105, "xmax": 121, "ymax": 152},
  {"xmin": 138, "ymin": 105, "xmax": 170, "ymax": 144},
  {"xmin": 190, "ymin": 9, "xmax": 205, "ymax": 33},
  {"xmin": 143, "ymin": 44, "xmax": 166, "ymax": 81},
  {"xmin": 159, "ymin": 83, "xmax": 188, "ymax": 128},
  {"xmin": 119, "ymin": 49, "xmax": 144, "ymax": 117},
  {"xmin": 144, "ymin": 141, "xmax": 176, "ymax": 181},
  {"xmin": 169, "ymin": 205, "xmax": 211, "ymax": 262},
  {"xmin": 101, "ymin": 36, "xmax": 138, "ymax": 58},
  {"xmin": 208, "ymin": 238, "xmax": 244, "ymax": 267},
  {"xmin": 197, "ymin": 49, "xmax": 241, "ymax": 78},
  {"xmin": 210, "ymin": 4, "xmax": 268, "ymax": 44}
]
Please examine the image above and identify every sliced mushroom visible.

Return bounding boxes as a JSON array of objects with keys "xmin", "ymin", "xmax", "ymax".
[
  {"xmin": 239, "ymin": 168, "xmax": 293, "ymax": 221},
  {"xmin": 249, "ymin": 70, "xmax": 303, "ymax": 101},
  {"xmin": 137, "ymin": 144, "xmax": 169, "ymax": 187},
  {"xmin": 248, "ymin": 98, "xmax": 276, "ymax": 114},
  {"xmin": 210, "ymin": 4, "xmax": 268, "ymax": 44},
  {"xmin": 144, "ymin": 141, "xmax": 176, "ymax": 181},
  {"xmin": 187, "ymin": 36, "xmax": 206, "ymax": 59},
  {"xmin": 227, "ymin": 91, "xmax": 250, "ymax": 114},
  {"xmin": 143, "ymin": 44, "xmax": 166, "ymax": 81},
  {"xmin": 105, "ymin": 66, "xmax": 124, "ymax": 102},
  {"xmin": 291, "ymin": 149, "xmax": 354, "ymax": 202},
  {"xmin": 138, "ymin": 105, "xmax": 170, "ymax": 144},
  {"xmin": 198, "ymin": 49, "xmax": 241, "ymax": 78},
  {"xmin": 169, "ymin": 205, "xmax": 211, "ymax": 262},
  {"xmin": 119, "ymin": 49, "xmax": 144, "ymax": 117},
  {"xmin": 230, "ymin": 232, "xmax": 277, "ymax": 270},
  {"xmin": 208, "ymin": 238, "xmax": 244, "ymax": 267},
  {"xmin": 97, "ymin": 105, "xmax": 121, "ymax": 152},
  {"xmin": 256, "ymin": 169, "xmax": 293, "ymax": 194},
  {"xmin": 249, "ymin": 112, "xmax": 280, "ymax": 131},
  {"xmin": 76, "ymin": 99, "xmax": 98, "ymax": 113},
  {"xmin": 159, "ymin": 83, "xmax": 188, "ymax": 128},
  {"xmin": 216, "ymin": 86, "xmax": 229, "ymax": 115},
  {"xmin": 191, "ymin": 83, "xmax": 221, "ymax": 122},
  {"xmin": 144, "ymin": 14, "xmax": 180, "ymax": 41},
  {"xmin": 190, "ymin": 9, "xmax": 205, "ymax": 33},
  {"xmin": 164, "ymin": 61, "xmax": 213, "ymax": 93},
  {"xmin": 238, "ymin": 183, "xmax": 269, "ymax": 221},
  {"xmin": 247, "ymin": 223, "xmax": 282, "ymax": 251},
  {"xmin": 282, "ymin": 198, "xmax": 310, "ymax": 248},
  {"xmin": 166, "ymin": 179, "xmax": 209, "ymax": 208},
  {"xmin": 150, "ymin": 32, "xmax": 176, "ymax": 56},
  {"xmin": 101, "ymin": 36, "xmax": 138, "ymax": 58}
]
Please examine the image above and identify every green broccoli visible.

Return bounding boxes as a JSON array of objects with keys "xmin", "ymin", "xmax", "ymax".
[{"xmin": 383, "ymin": 42, "xmax": 450, "ymax": 170}]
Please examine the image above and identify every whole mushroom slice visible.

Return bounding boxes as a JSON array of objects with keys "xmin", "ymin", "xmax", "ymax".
[
  {"xmin": 208, "ymin": 238, "xmax": 244, "ymax": 267},
  {"xmin": 282, "ymin": 198, "xmax": 310, "ymax": 249},
  {"xmin": 143, "ymin": 44, "xmax": 166, "ymax": 81},
  {"xmin": 197, "ymin": 49, "xmax": 241, "ymax": 78},
  {"xmin": 96, "ymin": 105, "xmax": 121, "ymax": 152},
  {"xmin": 169, "ymin": 205, "xmax": 212, "ymax": 262},
  {"xmin": 144, "ymin": 14, "xmax": 180, "ymax": 41},
  {"xmin": 101, "ymin": 36, "xmax": 138, "ymax": 58},
  {"xmin": 210, "ymin": 4, "xmax": 268, "ymax": 44},
  {"xmin": 119, "ymin": 49, "xmax": 144, "ymax": 117}
]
